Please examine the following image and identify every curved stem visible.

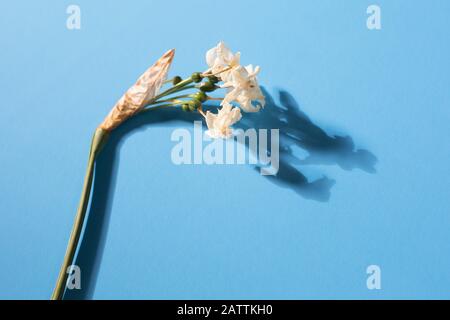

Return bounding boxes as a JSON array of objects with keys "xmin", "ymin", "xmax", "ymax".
[
  {"xmin": 51, "ymin": 76, "xmax": 207, "ymax": 299},
  {"xmin": 51, "ymin": 128, "xmax": 109, "ymax": 300}
]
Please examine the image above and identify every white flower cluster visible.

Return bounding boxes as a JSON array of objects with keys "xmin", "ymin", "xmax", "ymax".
[{"xmin": 202, "ymin": 41, "xmax": 265, "ymax": 138}]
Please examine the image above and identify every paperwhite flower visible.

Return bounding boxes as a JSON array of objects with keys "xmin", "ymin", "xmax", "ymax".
[
  {"xmin": 203, "ymin": 102, "xmax": 242, "ymax": 139},
  {"xmin": 206, "ymin": 41, "xmax": 240, "ymax": 81},
  {"xmin": 222, "ymin": 64, "xmax": 265, "ymax": 112}
]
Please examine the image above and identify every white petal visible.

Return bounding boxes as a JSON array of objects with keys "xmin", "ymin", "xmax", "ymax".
[
  {"xmin": 239, "ymin": 99, "xmax": 261, "ymax": 112},
  {"xmin": 206, "ymin": 47, "xmax": 217, "ymax": 67},
  {"xmin": 205, "ymin": 111, "xmax": 217, "ymax": 131}
]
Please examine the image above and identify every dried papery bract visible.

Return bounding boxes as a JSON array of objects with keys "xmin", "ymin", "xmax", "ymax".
[{"xmin": 99, "ymin": 49, "xmax": 175, "ymax": 131}]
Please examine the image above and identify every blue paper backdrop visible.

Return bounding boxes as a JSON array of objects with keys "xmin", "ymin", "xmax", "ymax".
[{"xmin": 0, "ymin": 0, "xmax": 449, "ymax": 299}]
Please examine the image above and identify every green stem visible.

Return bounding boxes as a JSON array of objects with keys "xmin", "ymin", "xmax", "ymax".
[
  {"xmin": 140, "ymin": 103, "xmax": 181, "ymax": 113},
  {"xmin": 151, "ymin": 77, "xmax": 195, "ymax": 102},
  {"xmin": 160, "ymin": 84, "xmax": 197, "ymax": 98},
  {"xmin": 51, "ymin": 128, "xmax": 109, "ymax": 300},
  {"xmin": 154, "ymin": 94, "xmax": 193, "ymax": 104}
]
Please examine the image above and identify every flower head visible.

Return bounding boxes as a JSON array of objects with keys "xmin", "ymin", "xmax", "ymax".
[
  {"xmin": 203, "ymin": 102, "xmax": 242, "ymax": 139},
  {"xmin": 198, "ymin": 42, "xmax": 265, "ymax": 138},
  {"xmin": 206, "ymin": 41, "xmax": 240, "ymax": 81},
  {"xmin": 222, "ymin": 64, "xmax": 265, "ymax": 112}
]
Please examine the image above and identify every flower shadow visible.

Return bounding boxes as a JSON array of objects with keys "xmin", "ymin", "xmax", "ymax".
[
  {"xmin": 64, "ymin": 87, "xmax": 376, "ymax": 299},
  {"xmin": 236, "ymin": 87, "xmax": 377, "ymax": 201}
]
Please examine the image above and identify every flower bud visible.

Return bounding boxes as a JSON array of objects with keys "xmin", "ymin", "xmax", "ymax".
[
  {"xmin": 191, "ymin": 72, "xmax": 203, "ymax": 83},
  {"xmin": 193, "ymin": 91, "xmax": 207, "ymax": 102},
  {"xmin": 189, "ymin": 99, "xmax": 201, "ymax": 111},
  {"xmin": 172, "ymin": 76, "xmax": 182, "ymax": 85},
  {"xmin": 207, "ymin": 75, "xmax": 219, "ymax": 84},
  {"xmin": 199, "ymin": 82, "xmax": 218, "ymax": 92}
]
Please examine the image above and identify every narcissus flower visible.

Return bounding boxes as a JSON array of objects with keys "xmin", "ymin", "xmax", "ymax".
[
  {"xmin": 206, "ymin": 41, "xmax": 240, "ymax": 81},
  {"xmin": 222, "ymin": 64, "xmax": 265, "ymax": 113},
  {"xmin": 203, "ymin": 102, "xmax": 242, "ymax": 139}
]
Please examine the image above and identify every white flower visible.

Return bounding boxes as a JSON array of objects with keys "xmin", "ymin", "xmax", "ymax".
[
  {"xmin": 203, "ymin": 102, "xmax": 242, "ymax": 139},
  {"xmin": 206, "ymin": 41, "xmax": 240, "ymax": 81},
  {"xmin": 222, "ymin": 64, "xmax": 265, "ymax": 112}
]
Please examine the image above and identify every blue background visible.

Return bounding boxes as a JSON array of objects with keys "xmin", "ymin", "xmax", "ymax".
[{"xmin": 1, "ymin": 0, "xmax": 449, "ymax": 299}]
